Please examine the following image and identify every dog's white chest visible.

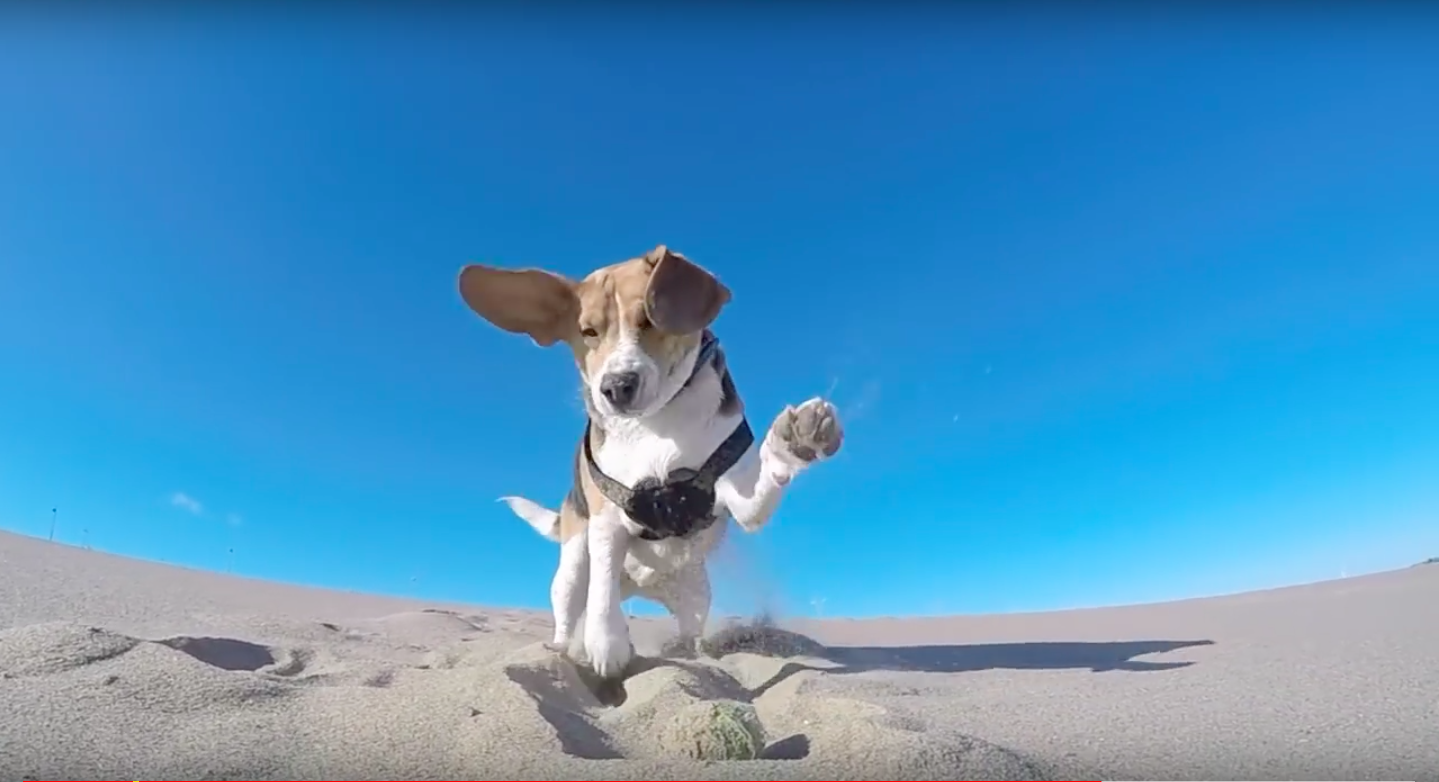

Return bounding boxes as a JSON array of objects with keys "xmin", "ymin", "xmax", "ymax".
[{"xmin": 594, "ymin": 418, "xmax": 717, "ymax": 486}]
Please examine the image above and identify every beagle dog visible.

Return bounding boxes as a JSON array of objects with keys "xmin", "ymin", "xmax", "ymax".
[{"xmin": 458, "ymin": 245, "xmax": 842, "ymax": 681}]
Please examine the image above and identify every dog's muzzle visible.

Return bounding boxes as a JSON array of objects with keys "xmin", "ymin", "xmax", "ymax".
[{"xmin": 599, "ymin": 371, "xmax": 641, "ymax": 410}]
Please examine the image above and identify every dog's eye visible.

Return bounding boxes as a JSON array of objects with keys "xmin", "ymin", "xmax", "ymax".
[{"xmin": 581, "ymin": 327, "xmax": 599, "ymax": 339}]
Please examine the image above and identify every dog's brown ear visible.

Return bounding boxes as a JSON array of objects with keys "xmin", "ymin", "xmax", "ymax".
[
  {"xmin": 643, "ymin": 246, "xmax": 731, "ymax": 335},
  {"xmin": 458, "ymin": 264, "xmax": 578, "ymax": 347}
]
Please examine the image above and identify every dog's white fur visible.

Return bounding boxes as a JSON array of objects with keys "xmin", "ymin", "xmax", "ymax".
[{"xmin": 502, "ymin": 321, "xmax": 829, "ymax": 680}]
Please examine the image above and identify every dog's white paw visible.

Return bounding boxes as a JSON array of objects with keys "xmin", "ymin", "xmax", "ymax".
[
  {"xmin": 583, "ymin": 609, "xmax": 634, "ymax": 680},
  {"xmin": 765, "ymin": 397, "xmax": 844, "ymax": 479}
]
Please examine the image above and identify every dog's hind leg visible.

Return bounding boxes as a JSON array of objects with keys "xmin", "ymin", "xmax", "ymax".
[{"xmin": 650, "ymin": 564, "xmax": 712, "ymax": 658}]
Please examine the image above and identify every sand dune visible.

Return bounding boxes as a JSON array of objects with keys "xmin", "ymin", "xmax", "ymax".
[{"xmin": 2, "ymin": 531, "xmax": 1435, "ymax": 780}]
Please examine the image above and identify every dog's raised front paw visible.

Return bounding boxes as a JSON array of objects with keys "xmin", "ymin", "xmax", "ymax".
[
  {"xmin": 583, "ymin": 611, "xmax": 635, "ymax": 681},
  {"xmin": 767, "ymin": 397, "xmax": 844, "ymax": 470}
]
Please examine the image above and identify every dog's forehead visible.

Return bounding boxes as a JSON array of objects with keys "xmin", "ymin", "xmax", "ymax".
[{"xmin": 578, "ymin": 255, "xmax": 657, "ymax": 307}]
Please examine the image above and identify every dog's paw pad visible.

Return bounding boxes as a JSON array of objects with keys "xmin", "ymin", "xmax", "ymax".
[{"xmin": 769, "ymin": 397, "xmax": 843, "ymax": 464}]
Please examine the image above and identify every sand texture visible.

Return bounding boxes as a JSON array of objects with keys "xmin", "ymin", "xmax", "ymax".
[{"xmin": 2, "ymin": 531, "xmax": 1436, "ymax": 780}]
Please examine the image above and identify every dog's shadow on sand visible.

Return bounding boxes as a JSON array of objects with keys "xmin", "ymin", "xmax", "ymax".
[{"xmin": 694, "ymin": 622, "xmax": 1217, "ymax": 698}]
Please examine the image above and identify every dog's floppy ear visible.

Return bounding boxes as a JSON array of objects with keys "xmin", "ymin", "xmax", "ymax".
[
  {"xmin": 643, "ymin": 246, "xmax": 731, "ymax": 335},
  {"xmin": 458, "ymin": 264, "xmax": 578, "ymax": 347}
]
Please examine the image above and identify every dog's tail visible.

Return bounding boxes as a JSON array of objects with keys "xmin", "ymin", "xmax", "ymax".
[{"xmin": 498, "ymin": 496, "xmax": 562, "ymax": 542}]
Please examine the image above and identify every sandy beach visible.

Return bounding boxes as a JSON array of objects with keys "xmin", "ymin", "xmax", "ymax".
[{"xmin": 2, "ymin": 529, "xmax": 1434, "ymax": 781}]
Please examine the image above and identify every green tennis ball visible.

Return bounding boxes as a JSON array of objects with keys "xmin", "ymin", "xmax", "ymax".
[{"xmin": 663, "ymin": 700, "xmax": 768, "ymax": 761}]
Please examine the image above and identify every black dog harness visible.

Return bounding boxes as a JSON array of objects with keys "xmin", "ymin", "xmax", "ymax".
[{"xmin": 582, "ymin": 333, "xmax": 755, "ymax": 541}]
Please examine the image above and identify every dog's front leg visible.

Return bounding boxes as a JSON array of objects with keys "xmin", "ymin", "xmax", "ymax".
[
  {"xmin": 548, "ymin": 531, "xmax": 589, "ymax": 651},
  {"xmin": 717, "ymin": 397, "xmax": 843, "ymax": 533},
  {"xmin": 583, "ymin": 507, "xmax": 634, "ymax": 680}
]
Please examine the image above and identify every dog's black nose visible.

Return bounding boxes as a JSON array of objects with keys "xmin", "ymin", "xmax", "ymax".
[{"xmin": 600, "ymin": 372, "xmax": 641, "ymax": 408}]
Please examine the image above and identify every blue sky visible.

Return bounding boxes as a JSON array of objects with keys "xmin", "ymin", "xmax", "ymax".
[{"xmin": 2, "ymin": 8, "xmax": 1436, "ymax": 619}]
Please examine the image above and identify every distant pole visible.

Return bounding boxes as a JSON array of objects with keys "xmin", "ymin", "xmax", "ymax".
[
  {"xmin": 49, "ymin": 508, "xmax": 57, "ymax": 541},
  {"xmin": 82, "ymin": 528, "xmax": 89, "ymax": 549},
  {"xmin": 227, "ymin": 547, "xmax": 234, "ymax": 573}
]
